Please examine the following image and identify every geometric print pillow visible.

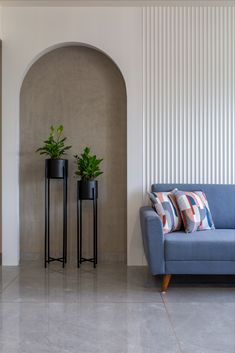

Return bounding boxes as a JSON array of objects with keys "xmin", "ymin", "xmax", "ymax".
[
  {"xmin": 173, "ymin": 190, "xmax": 215, "ymax": 233},
  {"xmin": 149, "ymin": 190, "xmax": 182, "ymax": 234}
]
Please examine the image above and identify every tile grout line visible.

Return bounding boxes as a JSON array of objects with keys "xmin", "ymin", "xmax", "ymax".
[{"xmin": 161, "ymin": 293, "xmax": 184, "ymax": 353}]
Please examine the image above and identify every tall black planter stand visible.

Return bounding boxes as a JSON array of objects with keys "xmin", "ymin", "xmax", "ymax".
[
  {"xmin": 77, "ymin": 180, "xmax": 98, "ymax": 268},
  {"xmin": 44, "ymin": 159, "xmax": 68, "ymax": 268}
]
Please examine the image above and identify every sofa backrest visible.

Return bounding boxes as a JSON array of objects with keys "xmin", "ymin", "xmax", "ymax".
[{"xmin": 151, "ymin": 183, "xmax": 235, "ymax": 229}]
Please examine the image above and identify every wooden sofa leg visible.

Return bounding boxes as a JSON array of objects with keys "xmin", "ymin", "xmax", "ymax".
[{"xmin": 161, "ymin": 274, "xmax": 172, "ymax": 293}]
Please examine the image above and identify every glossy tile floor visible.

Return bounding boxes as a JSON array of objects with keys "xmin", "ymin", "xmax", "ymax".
[{"xmin": 0, "ymin": 262, "xmax": 234, "ymax": 353}]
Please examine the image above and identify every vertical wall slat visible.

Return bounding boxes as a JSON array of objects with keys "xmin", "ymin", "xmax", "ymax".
[{"xmin": 143, "ymin": 5, "xmax": 235, "ymax": 193}]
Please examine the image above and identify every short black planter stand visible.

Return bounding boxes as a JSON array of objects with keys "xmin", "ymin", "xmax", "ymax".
[
  {"xmin": 44, "ymin": 159, "xmax": 68, "ymax": 268},
  {"xmin": 77, "ymin": 180, "xmax": 98, "ymax": 268}
]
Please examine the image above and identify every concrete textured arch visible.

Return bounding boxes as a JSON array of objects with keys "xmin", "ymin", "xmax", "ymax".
[{"xmin": 20, "ymin": 42, "xmax": 127, "ymax": 98}]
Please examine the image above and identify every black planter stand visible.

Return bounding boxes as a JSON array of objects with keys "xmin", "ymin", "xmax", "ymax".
[
  {"xmin": 77, "ymin": 180, "xmax": 98, "ymax": 268},
  {"xmin": 44, "ymin": 159, "xmax": 68, "ymax": 268}
]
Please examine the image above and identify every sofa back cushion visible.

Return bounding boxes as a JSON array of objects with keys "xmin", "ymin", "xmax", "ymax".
[{"xmin": 151, "ymin": 184, "xmax": 235, "ymax": 229}]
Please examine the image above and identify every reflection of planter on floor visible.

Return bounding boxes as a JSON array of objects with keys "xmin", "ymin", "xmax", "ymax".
[
  {"xmin": 45, "ymin": 159, "xmax": 68, "ymax": 179},
  {"xmin": 78, "ymin": 180, "xmax": 98, "ymax": 200}
]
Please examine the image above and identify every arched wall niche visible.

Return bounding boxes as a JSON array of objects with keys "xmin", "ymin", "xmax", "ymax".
[
  {"xmin": 20, "ymin": 44, "xmax": 127, "ymax": 263},
  {"xmin": 2, "ymin": 7, "xmax": 143, "ymax": 267}
]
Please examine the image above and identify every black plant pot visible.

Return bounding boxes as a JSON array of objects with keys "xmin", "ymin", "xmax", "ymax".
[
  {"xmin": 45, "ymin": 159, "xmax": 68, "ymax": 179},
  {"xmin": 78, "ymin": 180, "xmax": 98, "ymax": 200}
]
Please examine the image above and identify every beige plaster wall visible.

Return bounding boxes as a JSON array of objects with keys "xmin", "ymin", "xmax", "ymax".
[{"xmin": 20, "ymin": 46, "xmax": 127, "ymax": 263}]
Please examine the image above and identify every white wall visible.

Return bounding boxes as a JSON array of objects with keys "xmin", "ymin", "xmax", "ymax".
[
  {"xmin": 1, "ymin": 7, "xmax": 143, "ymax": 266},
  {"xmin": 1, "ymin": 2, "xmax": 235, "ymax": 266},
  {"xmin": 143, "ymin": 6, "xmax": 235, "ymax": 191}
]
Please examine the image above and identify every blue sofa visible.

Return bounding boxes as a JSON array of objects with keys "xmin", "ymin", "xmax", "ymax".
[{"xmin": 140, "ymin": 184, "xmax": 235, "ymax": 291}]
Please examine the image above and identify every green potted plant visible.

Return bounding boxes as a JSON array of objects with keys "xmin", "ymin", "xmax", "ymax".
[
  {"xmin": 36, "ymin": 125, "xmax": 72, "ymax": 178},
  {"xmin": 74, "ymin": 146, "xmax": 103, "ymax": 199}
]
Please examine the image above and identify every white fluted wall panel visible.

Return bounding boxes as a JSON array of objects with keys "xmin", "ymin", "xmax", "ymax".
[{"xmin": 143, "ymin": 6, "xmax": 235, "ymax": 192}]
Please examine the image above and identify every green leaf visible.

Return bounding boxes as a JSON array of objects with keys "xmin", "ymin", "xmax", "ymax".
[
  {"xmin": 36, "ymin": 124, "xmax": 71, "ymax": 158},
  {"xmin": 74, "ymin": 146, "xmax": 103, "ymax": 180},
  {"xmin": 57, "ymin": 125, "xmax": 63, "ymax": 134}
]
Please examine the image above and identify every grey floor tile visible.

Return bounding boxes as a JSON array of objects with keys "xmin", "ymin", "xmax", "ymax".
[
  {"xmin": 162, "ymin": 287, "xmax": 235, "ymax": 304},
  {"xmin": 180, "ymin": 342, "xmax": 234, "ymax": 353},
  {"xmin": 164, "ymin": 301, "xmax": 235, "ymax": 353},
  {"xmin": 0, "ymin": 341, "xmax": 50, "ymax": 353},
  {"xmin": 0, "ymin": 263, "xmax": 162, "ymax": 304},
  {"xmin": 1, "ymin": 262, "xmax": 234, "ymax": 353},
  {"xmin": 0, "ymin": 302, "xmax": 180, "ymax": 353},
  {"xmin": 0, "ymin": 267, "xmax": 19, "ymax": 293}
]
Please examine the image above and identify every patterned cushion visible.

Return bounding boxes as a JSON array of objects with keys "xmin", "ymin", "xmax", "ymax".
[
  {"xmin": 173, "ymin": 190, "xmax": 215, "ymax": 233},
  {"xmin": 149, "ymin": 190, "xmax": 182, "ymax": 234}
]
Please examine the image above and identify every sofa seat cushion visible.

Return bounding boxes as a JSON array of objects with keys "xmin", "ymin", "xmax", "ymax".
[{"xmin": 165, "ymin": 229, "xmax": 235, "ymax": 261}]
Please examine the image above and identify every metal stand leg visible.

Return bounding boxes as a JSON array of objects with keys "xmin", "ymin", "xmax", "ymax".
[
  {"xmin": 45, "ymin": 176, "xmax": 67, "ymax": 268},
  {"xmin": 45, "ymin": 177, "xmax": 50, "ymax": 268},
  {"xmin": 63, "ymin": 168, "xmax": 67, "ymax": 268},
  {"xmin": 77, "ymin": 188, "xmax": 80, "ymax": 268},
  {"xmin": 80, "ymin": 200, "xmax": 83, "ymax": 266},
  {"xmin": 93, "ymin": 195, "xmax": 96, "ymax": 268},
  {"xmin": 47, "ymin": 179, "xmax": 50, "ymax": 266},
  {"xmin": 45, "ymin": 177, "xmax": 48, "ymax": 268},
  {"xmin": 77, "ymin": 184, "xmax": 98, "ymax": 268},
  {"xmin": 95, "ymin": 198, "xmax": 97, "ymax": 265},
  {"xmin": 93, "ymin": 188, "xmax": 98, "ymax": 268}
]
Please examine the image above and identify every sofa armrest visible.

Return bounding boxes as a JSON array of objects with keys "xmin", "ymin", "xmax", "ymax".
[{"xmin": 139, "ymin": 206, "xmax": 165, "ymax": 275}]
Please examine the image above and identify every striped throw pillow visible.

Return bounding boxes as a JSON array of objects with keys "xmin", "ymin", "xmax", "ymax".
[
  {"xmin": 173, "ymin": 190, "xmax": 215, "ymax": 233},
  {"xmin": 149, "ymin": 190, "xmax": 182, "ymax": 234}
]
